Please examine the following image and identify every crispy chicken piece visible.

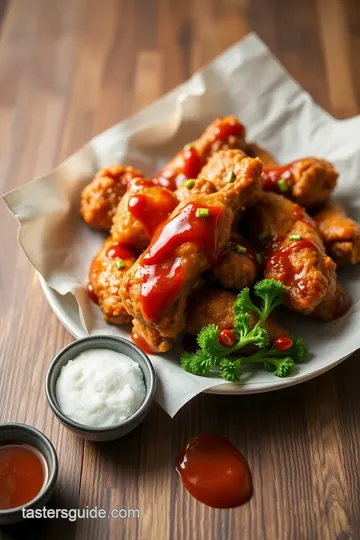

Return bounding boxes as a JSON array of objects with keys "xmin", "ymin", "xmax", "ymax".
[
  {"xmin": 210, "ymin": 230, "xmax": 258, "ymax": 290},
  {"xmin": 312, "ymin": 281, "xmax": 351, "ymax": 321},
  {"xmin": 153, "ymin": 116, "xmax": 247, "ymax": 190},
  {"xmin": 246, "ymin": 192, "xmax": 337, "ymax": 314},
  {"xmin": 312, "ymin": 200, "xmax": 360, "ymax": 266},
  {"xmin": 245, "ymin": 143, "xmax": 279, "ymax": 167},
  {"xmin": 80, "ymin": 165, "xmax": 144, "ymax": 231},
  {"xmin": 111, "ymin": 178, "xmax": 179, "ymax": 251},
  {"xmin": 262, "ymin": 158, "xmax": 338, "ymax": 208},
  {"xmin": 120, "ymin": 153, "xmax": 263, "ymax": 352},
  {"xmin": 175, "ymin": 178, "xmax": 217, "ymax": 202},
  {"xmin": 186, "ymin": 286, "xmax": 288, "ymax": 355},
  {"xmin": 89, "ymin": 237, "xmax": 137, "ymax": 325},
  {"xmin": 199, "ymin": 149, "xmax": 253, "ymax": 190}
]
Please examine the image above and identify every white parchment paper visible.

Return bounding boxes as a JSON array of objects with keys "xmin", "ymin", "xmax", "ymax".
[{"xmin": 3, "ymin": 33, "xmax": 360, "ymax": 417}]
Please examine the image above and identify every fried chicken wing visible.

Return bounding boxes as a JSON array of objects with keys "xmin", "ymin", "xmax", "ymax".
[
  {"xmin": 175, "ymin": 178, "xmax": 217, "ymax": 202},
  {"xmin": 186, "ymin": 286, "xmax": 288, "ymax": 355},
  {"xmin": 312, "ymin": 200, "xmax": 360, "ymax": 266},
  {"xmin": 120, "ymin": 154, "xmax": 263, "ymax": 352},
  {"xmin": 80, "ymin": 165, "xmax": 144, "ymax": 231},
  {"xmin": 111, "ymin": 178, "xmax": 179, "ymax": 251},
  {"xmin": 246, "ymin": 192, "xmax": 337, "ymax": 314},
  {"xmin": 262, "ymin": 158, "xmax": 338, "ymax": 208},
  {"xmin": 210, "ymin": 231, "xmax": 258, "ymax": 290},
  {"xmin": 89, "ymin": 237, "xmax": 137, "ymax": 325},
  {"xmin": 199, "ymin": 149, "xmax": 252, "ymax": 190},
  {"xmin": 153, "ymin": 117, "xmax": 247, "ymax": 190},
  {"xmin": 312, "ymin": 281, "xmax": 351, "ymax": 321}
]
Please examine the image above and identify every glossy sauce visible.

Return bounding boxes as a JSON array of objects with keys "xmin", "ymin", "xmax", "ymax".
[
  {"xmin": 266, "ymin": 239, "xmax": 317, "ymax": 287},
  {"xmin": 212, "ymin": 119, "xmax": 246, "ymax": 142},
  {"xmin": 154, "ymin": 146, "xmax": 202, "ymax": 191},
  {"xmin": 128, "ymin": 185, "xmax": 178, "ymax": 238},
  {"xmin": 131, "ymin": 329, "xmax": 156, "ymax": 355},
  {"xmin": 87, "ymin": 282, "xmax": 99, "ymax": 304},
  {"xmin": 176, "ymin": 433, "xmax": 253, "ymax": 508},
  {"xmin": 0, "ymin": 442, "xmax": 47, "ymax": 510},
  {"xmin": 138, "ymin": 202, "xmax": 223, "ymax": 321},
  {"xmin": 292, "ymin": 204, "xmax": 317, "ymax": 228},
  {"xmin": 106, "ymin": 242, "xmax": 135, "ymax": 261},
  {"xmin": 262, "ymin": 163, "xmax": 296, "ymax": 191}
]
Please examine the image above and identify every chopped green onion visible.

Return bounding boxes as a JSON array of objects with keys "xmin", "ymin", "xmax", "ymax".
[
  {"xmin": 277, "ymin": 178, "xmax": 289, "ymax": 193},
  {"xmin": 289, "ymin": 234, "xmax": 302, "ymax": 241},
  {"xmin": 227, "ymin": 171, "xmax": 235, "ymax": 183},
  {"xmin": 196, "ymin": 208, "xmax": 210, "ymax": 219},
  {"xmin": 184, "ymin": 143, "xmax": 193, "ymax": 150},
  {"xmin": 236, "ymin": 244, "xmax": 247, "ymax": 254},
  {"xmin": 256, "ymin": 253, "xmax": 263, "ymax": 264},
  {"xmin": 184, "ymin": 180, "xmax": 195, "ymax": 189},
  {"xmin": 114, "ymin": 259, "xmax": 125, "ymax": 269},
  {"xmin": 259, "ymin": 231, "xmax": 270, "ymax": 241}
]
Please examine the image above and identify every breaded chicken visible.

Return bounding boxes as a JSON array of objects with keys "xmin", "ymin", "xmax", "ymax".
[
  {"xmin": 262, "ymin": 158, "xmax": 338, "ymax": 208},
  {"xmin": 246, "ymin": 192, "xmax": 337, "ymax": 314},
  {"xmin": 111, "ymin": 178, "xmax": 178, "ymax": 251},
  {"xmin": 80, "ymin": 165, "xmax": 144, "ymax": 230},
  {"xmin": 312, "ymin": 200, "xmax": 360, "ymax": 266},
  {"xmin": 312, "ymin": 281, "xmax": 351, "ymax": 321},
  {"xmin": 89, "ymin": 237, "xmax": 137, "ymax": 325},
  {"xmin": 199, "ymin": 149, "xmax": 251, "ymax": 191},
  {"xmin": 175, "ymin": 178, "xmax": 217, "ymax": 202},
  {"xmin": 153, "ymin": 116, "xmax": 247, "ymax": 190},
  {"xmin": 210, "ymin": 230, "xmax": 258, "ymax": 290},
  {"xmin": 120, "ymin": 153, "xmax": 263, "ymax": 353}
]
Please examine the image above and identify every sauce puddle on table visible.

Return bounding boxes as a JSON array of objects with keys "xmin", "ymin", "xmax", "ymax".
[
  {"xmin": 176, "ymin": 433, "xmax": 253, "ymax": 508},
  {"xmin": 0, "ymin": 442, "xmax": 48, "ymax": 509}
]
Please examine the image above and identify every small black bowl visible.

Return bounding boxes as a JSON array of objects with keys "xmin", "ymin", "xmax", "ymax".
[{"xmin": 46, "ymin": 335, "xmax": 156, "ymax": 441}]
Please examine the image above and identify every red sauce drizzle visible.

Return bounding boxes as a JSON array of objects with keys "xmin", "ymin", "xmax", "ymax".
[
  {"xmin": 128, "ymin": 191, "xmax": 178, "ymax": 238},
  {"xmin": 176, "ymin": 433, "xmax": 253, "ymax": 508},
  {"xmin": 131, "ymin": 329, "xmax": 155, "ymax": 355},
  {"xmin": 212, "ymin": 119, "xmax": 246, "ymax": 143},
  {"xmin": 138, "ymin": 202, "xmax": 223, "ymax": 321},
  {"xmin": 87, "ymin": 282, "xmax": 99, "ymax": 304},
  {"xmin": 154, "ymin": 146, "xmax": 202, "ymax": 191},
  {"xmin": 106, "ymin": 242, "xmax": 135, "ymax": 260},
  {"xmin": 266, "ymin": 239, "xmax": 317, "ymax": 286},
  {"xmin": 262, "ymin": 163, "xmax": 296, "ymax": 191},
  {"xmin": 0, "ymin": 442, "xmax": 47, "ymax": 509}
]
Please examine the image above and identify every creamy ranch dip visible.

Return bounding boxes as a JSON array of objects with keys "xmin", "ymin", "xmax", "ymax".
[{"xmin": 55, "ymin": 349, "xmax": 146, "ymax": 428}]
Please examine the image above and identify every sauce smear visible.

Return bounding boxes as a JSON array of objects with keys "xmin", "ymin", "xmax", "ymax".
[
  {"xmin": 262, "ymin": 163, "xmax": 296, "ymax": 191},
  {"xmin": 176, "ymin": 433, "xmax": 253, "ymax": 508},
  {"xmin": 106, "ymin": 242, "xmax": 135, "ymax": 261},
  {"xmin": 0, "ymin": 443, "xmax": 47, "ymax": 509},
  {"xmin": 131, "ymin": 329, "xmax": 155, "ymax": 355},
  {"xmin": 266, "ymin": 239, "xmax": 317, "ymax": 287},
  {"xmin": 138, "ymin": 202, "xmax": 223, "ymax": 321},
  {"xmin": 154, "ymin": 146, "xmax": 202, "ymax": 191},
  {"xmin": 212, "ymin": 119, "xmax": 246, "ymax": 142}
]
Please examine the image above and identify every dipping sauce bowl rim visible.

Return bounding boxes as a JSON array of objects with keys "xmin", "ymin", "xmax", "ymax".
[
  {"xmin": 45, "ymin": 335, "xmax": 156, "ymax": 433},
  {"xmin": 0, "ymin": 422, "xmax": 58, "ymax": 515}
]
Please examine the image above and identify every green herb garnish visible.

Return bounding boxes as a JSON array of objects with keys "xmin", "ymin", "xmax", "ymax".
[
  {"xmin": 289, "ymin": 234, "xmax": 302, "ymax": 241},
  {"xmin": 114, "ymin": 259, "xmax": 125, "ymax": 269},
  {"xmin": 259, "ymin": 231, "xmax": 270, "ymax": 241},
  {"xmin": 277, "ymin": 178, "xmax": 289, "ymax": 193},
  {"xmin": 180, "ymin": 279, "xmax": 307, "ymax": 382},
  {"xmin": 196, "ymin": 208, "xmax": 209, "ymax": 219},
  {"xmin": 227, "ymin": 171, "xmax": 235, "ymax": 183},
  {"xmin": 184, "ymin": 180, "xmax": 195, "ymax": 189},
  {"xmin": 256, "ymin": 253, "xmax": 263, "ymax": 264},
  {"xmin": 236, "ymin": 245, "xmax": 247, "ymax": 254}
]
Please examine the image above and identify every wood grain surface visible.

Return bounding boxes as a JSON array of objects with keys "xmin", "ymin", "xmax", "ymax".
[{"xmin": 0, "ymin": 1, "xmax": 360, "ymax": 539}]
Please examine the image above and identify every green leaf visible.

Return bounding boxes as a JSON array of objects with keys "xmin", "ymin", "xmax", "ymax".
[
  {"xmin": 180, "ymin": 350, "xmax": 217, "ymax": 376},
  {"xmin": 252, "ymin": 326, "xmax": 270, "ymax": 348},
  {"xmin": 196, "ymin": 324, "xmax": 223, "ymax": 356},
  {"xmin": 289, "ymin": 337, "xmax": 308, "ymax": 363},
  {"xmin": 219, "ymin": 359, "xmax": 241, "ymax": 382}
]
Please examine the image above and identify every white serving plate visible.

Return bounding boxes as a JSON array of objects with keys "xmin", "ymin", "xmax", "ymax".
[{"xmin": 39, "ymin": 276, "xmax": 352, "ymax": 395}]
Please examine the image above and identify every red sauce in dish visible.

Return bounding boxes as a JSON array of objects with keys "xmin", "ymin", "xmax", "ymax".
[
  {"xmin": 212, "ymin": 119, "xmax": 246, "ymax": 143},
  {"xmin": 128, "ymin": 191, "xmax": 178, "ymax": 238},
  {"xmin": 106, "ymin": 242, "xmax": 135, "ymax": 261},
  {"xmin": 0, "ymin": 443, "xmax": 47, "ymax": 510},
  {"xmin": 176, "ymin": 433, "xmax": 253, "ymax": 508},
  {"xmin": 154, "ymin": 146, "xmax": 202, "ymax": 191},
  {"xmin": 87, "ymin": 282, "xmax": 99, "ymax": 304},
  {"xmin": 137, "ymin": 202, "xmax": 223, "ymax": 321},
  {"xmin": 131, "ymin": 329, "xmax": 155, "ymax": 354},
  {"xmin": 266, "ymin": 239, "xmax": 317, "ymax": 287},
  {"xmin": 262, "ymin": 163, "xmax": 296, "ymax": 191}
]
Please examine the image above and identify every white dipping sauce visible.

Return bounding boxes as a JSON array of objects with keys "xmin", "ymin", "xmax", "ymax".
[{"xmin": 55, "ymin": 349, "xmax": 146, "ymax": 428}]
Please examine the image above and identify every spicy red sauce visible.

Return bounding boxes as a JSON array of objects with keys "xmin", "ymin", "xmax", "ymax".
[
  {"xmin": 128, "ymin": 190, "xmax": 178, "ymax": 238},
  {"xmin": 87, "ymin": 282, "xmax": 99, "ymax": 304},
  {"xmin": 212, "ymin": 119, "xmax": 246, "ymax": 143},
  {"xmin": 131, "ymin": 329, "xmax": 155, "ymax": 355},
  {"xmin": 0, "ymin": 443, "xmax": 47, "ymax": 510},
  {"xmin": 266, "ymin": 239, "xmax": 317, "ymax": 286},
  {"xmin": 138, "ymin": 202, "xmax": 223, "ymax": 321},
  {"xmin": 176, "ymin": 433, "xmax": 253, "ymax": 508},
  {"xmin": 106, "ymin": 242, "xmax": 135, "ymax": 260},
  {"xmin": 154, "ymin": 146, "xmax": 202, "ymax": 191},
  {"xmin": 262, "ymin": 163, "xmax": 296, "ymax": 191},
  {"xmin": 292, "ymin": 204, "xmax": 316, "ymax": 228}
]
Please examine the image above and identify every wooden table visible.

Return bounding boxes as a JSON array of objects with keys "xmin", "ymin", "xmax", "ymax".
[{"xmin": 1, "ymin": 1, "xmax": 360, "ymax": 538}]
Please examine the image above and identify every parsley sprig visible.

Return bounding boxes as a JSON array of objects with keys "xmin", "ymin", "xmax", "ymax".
[{"xmin": 181, "ymin": 279, "xmax": 307, "ymax": 382}]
